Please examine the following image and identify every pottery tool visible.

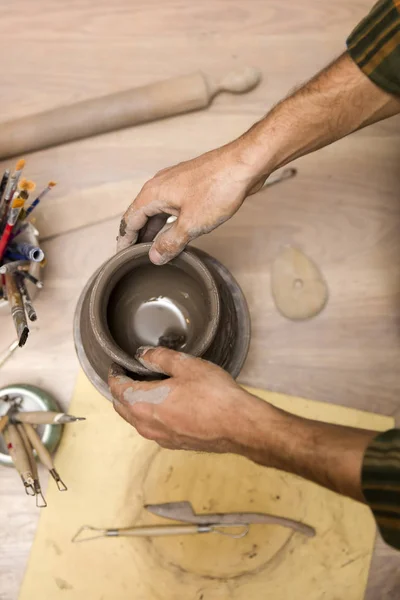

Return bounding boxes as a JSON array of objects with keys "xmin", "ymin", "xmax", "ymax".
[
  {"xmin": 0, "ymin": 196, "xmax": 25, "ymax": 260},
  {"xmin": 72, "ymin": 501, "xmax": 315, "ymax": 543},
  {"xmin": 271, "ymin": 246, "xmax": 329, "ymax": 320},
  {"xmin": 13, "ymin": 411, "xmax": 86, "ymax": 425},
  {"xmin": 72, "ymin": 523, "xmax": 247, "ymax": 542},
  {"xmin": 16, "ymin": 423, "xmax": 47, "ymax": 508},
  {"xmin": 3, "ymin": 423, "xmax": 35, "ymax": 495},
  {"xmin": 0, "ymin": 339, "xmax": 18, "ymax": 369},
  {"xmin": 22, "ymin": 422, "xmax": 67, "ymax": 491},
  {"xmin": 5, "ymin": 272, "xmax": 29, "ymax": 347},
  {"xmin": 0, "ymin": 68, "xmax": 261, "ymax": 159},
  {"xmin": 16, "ymin": 275, "xmax": 37, "ymax": 321},
  {"xmin": 17, "ymin": 269, "xmax": 43, "ymax": 289},
  {"xmin": 0, "ymin": 414, "xmax": 9, "ymax": 433},
  {"xmin": 19, "ymin": 371, "xmax": 394, "ymax": 600},
  {"xmin": 0, "ymin": 259, "xmax": 30, "ymax": 274}
]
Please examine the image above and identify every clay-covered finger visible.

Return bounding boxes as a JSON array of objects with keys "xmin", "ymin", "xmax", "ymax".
[
  {"xmin": 117, "ymin": 194, "xmax": 164, "ymax": 252},
  {"xmin": 135, "ymin": 346, "xmax": 193, "ymax": 376},
  {"xmin": 149, "ymin": 219, "xmax": 191, "ymax": 265},
  {"xmin": 108, "ymin": 363, "xmax": 172, "ymax": 406}
]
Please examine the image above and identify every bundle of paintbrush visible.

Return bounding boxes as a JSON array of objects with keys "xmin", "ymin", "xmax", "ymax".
[
  {"xmin": 0, "ymin": 159, "xmax": 56, "ymax": 347},
  {"xmin": 0, "ymin": 397, "xmax": 85, "ymax": 508}
]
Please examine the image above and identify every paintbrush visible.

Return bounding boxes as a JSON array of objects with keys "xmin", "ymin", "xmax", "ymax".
[
  {"xmin": 3, "ymin": 424, "xmax": 35, "ymax": 495},
  {"xmin": 14, "ymin": 411, "xmax": 85, "ymax": 425},
  {"xmin": 0, "ymin": 196, "xmax": 25, "ymax": 260},
  {"xmin": 24, "ymin": 181, "xmax": 56, "ymax": 219},
  {"xmin": 0, "ymin": 169, "xmax": 10, "ymax": 208},
  {"xmin": 1, "ymin": 274, "xmax": 7, "ymax": 300},
  {"xmin": 5, "ymin": 272, "xmax": 29, "ymax": 347},
  {"xmin": 0, "ymin": 159, "xmax": 25, "ymax": 231},
  {"xmin": 22, "ymin": 423, "xmax": 67, "ymax": 491},
  {"xmin": 0, "ymin": 259, "xmax": 30, "ymax": 274},
  {"xmin": 16, "ymin": 275, "xmax": 37, "ymax": 321},
  {"xmin": 10, "ymin": 179, "xmax": 35, "ymax": 235},
  {"xmin": 17, "ymin": 269, "xmax": 43, "ymax": 289},
  {"xmin": 16, "ymin": 423, "xmax": 46, "ymax": 507}
]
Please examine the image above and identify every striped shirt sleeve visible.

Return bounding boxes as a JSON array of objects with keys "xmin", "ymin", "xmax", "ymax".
[
  {"xmin": 347, "ymin": 0, "xmax": 400, "ymax": 96},
  {"xmin": 362, "ymin": 429, "xmax": 400, "ymax": 549}
]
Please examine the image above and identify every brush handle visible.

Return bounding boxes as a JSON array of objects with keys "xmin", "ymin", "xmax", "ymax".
[
  {"xmin": 0, "ymin": 224, "xmax": 13, "ymax": 260},
  {"xmin": 0, "ymin": 69, "xmax": 261, "ymax": 159}
]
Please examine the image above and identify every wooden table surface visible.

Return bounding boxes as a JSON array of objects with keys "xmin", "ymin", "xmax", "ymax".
[{"xmin": 1, "ymin": 1, "xmax": 400, "ymax": 598}]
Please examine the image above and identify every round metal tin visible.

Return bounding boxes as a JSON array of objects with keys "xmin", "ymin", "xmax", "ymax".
[{"xmin": 0, "ymin": 384, "xmax": 63, "ymax": 467}]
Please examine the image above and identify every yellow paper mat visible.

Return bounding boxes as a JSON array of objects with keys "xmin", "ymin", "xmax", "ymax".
[{"xmin": 19, "ymin": 371, "xmax": 394, "ymax": 600}]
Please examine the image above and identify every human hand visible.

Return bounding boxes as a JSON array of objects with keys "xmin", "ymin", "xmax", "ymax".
[
  {"xmin": 117, "ymin": 140, "xmax": 267, "ymax": 264},
  {"xmin": 108, "ymin": 346, "xmax": 269, "ymax": 453}
]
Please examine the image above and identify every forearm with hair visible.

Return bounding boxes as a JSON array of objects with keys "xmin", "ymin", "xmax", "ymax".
[
  {"xmin": 236, "ymin": 396, "xmax": 376, "ymax": 503},
  {"xmin": 238, "ymin": 52, "xmax": 400, "ymax": 180}
]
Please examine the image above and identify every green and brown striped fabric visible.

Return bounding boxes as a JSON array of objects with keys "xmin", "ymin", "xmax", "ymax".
[
  {"xmin": 347, "ymin": 0, "xmax": 400, "ymax": 96},
  {"xmin": 362, "ymin": 429, "xmax": 400, "ymax": 549}
]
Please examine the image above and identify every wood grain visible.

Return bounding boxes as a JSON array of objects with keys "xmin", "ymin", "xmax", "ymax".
[{"xmin": 1, "ymin": 0, "xmax": 400, "ymax": 598}]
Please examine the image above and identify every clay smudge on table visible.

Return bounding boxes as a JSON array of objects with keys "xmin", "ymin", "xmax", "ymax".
[{"xmin": 123, "ymin": 385, "xmax": 171, "ymax": 406}]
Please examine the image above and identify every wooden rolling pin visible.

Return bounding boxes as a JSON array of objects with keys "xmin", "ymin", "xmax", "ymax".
[{"xmin": 0, "ymin": 67, "xmax": 261, "ymax": 160}]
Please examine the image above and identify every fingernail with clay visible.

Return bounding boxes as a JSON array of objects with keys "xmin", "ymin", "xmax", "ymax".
[
  {"xmin": 109, "ymin": 362, "xmax": 125, "ymax": 377},
  {"xmin": 149, "ymin": 248, "xmax": 168, "ymax": 265},
  {"xmin": 135, "ymin": 346, "xmax": 166, "ymax": 374},
  {"xmin": 135, "ymin": 346, "xmax": 154, "ymax": 359}
]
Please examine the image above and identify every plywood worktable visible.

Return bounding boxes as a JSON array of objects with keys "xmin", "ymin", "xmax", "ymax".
[{"xmin": 0, "ymin": 1, "xmax": 400, "ymax": 598}]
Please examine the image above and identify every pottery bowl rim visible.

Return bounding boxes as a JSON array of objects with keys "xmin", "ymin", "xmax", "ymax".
[{"xmin": 89, "ymin": 243, "xmax": 221, "ymax": 374}]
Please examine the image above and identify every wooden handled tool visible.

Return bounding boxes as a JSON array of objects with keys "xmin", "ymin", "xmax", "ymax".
[
  {"xmin": 14, "ymin": 411, "xmax": 85, "ymax": 425},
  {"xmin": 16, "ymin": 423, "xmax": 46, "ymax": 507},
  {"xmin": 23, "ymin": 423, "xmax": 67, "ymax": 491},
  {"xmin": 0, "ymin": 67, "xmax": 261, "ymax": 160},
  {"xmin": 0, "ymin": 414, "xmax": 9, "ymax": 434},
  {"xmin": 4, "ymin": 424, "xmax": 35, "ymax": 494}
]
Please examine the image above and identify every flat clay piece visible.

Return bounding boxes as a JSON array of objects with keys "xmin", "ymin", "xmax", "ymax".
[{"xmin": 271, "ymin": 247, "xmax": 328, "ymax": 320}]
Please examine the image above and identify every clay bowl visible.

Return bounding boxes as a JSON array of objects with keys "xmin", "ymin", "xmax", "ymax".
[
  {"xmin": 90, "ymin": 244, "xmax": 220, "ymax": 376},
  {"xmin": 74, "ymin": 244, "xmax": 251, "ymax": 401}
]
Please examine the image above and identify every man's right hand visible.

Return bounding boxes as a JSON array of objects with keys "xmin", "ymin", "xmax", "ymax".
[{"xmin": 117, "ymin": 140, "xmax": 265, "ymax": 264}]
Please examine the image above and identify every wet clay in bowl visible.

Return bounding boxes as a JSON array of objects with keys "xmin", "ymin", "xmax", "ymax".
[{"xmin": 74, "ymin": 244, "xmax": 251, "ymax": 400}]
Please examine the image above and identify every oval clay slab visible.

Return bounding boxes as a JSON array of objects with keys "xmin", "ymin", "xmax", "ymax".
[{"xmin": 271, "ymin": 247, "xmax": 328, "ymax": 320}]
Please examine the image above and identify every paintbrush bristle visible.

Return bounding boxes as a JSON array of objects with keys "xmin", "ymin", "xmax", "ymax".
[
  {"xmin": 48, "ymin": 181, "xmax": 57, "ymax": 188},
  {"xmin": 15, "ymin": 159, "xmax": 25, "ymax": 171},
  {"xmin": 18, "ymin": 178, "xmax": 36, "ymax": 192},
  {"xmin": 18, "ymin": 177, "xmax": 28, "ymax": 189},
  {"xmin": 26, "ymin": 180, "xmax": 36, "ymax": 192},
  {"xmin": 11, "ymin": 197, "xmax": 24, "ymax": 209}
]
